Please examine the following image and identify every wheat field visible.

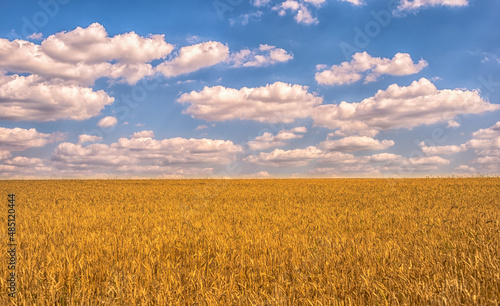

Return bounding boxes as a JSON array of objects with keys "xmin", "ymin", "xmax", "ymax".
[{"xmin": 0, "ymin": 178, "xmax": 499, "ymax": 305}]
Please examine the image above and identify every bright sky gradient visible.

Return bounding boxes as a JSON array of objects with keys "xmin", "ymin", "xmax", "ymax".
[{"xmin": 0, "ymin": 0, "xmax": 499, "ymax": 178}]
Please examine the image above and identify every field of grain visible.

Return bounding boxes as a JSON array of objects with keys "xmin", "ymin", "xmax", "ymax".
[{"xmin": 0, "ymin": 178, "xmax": 499, "ymax": 304}]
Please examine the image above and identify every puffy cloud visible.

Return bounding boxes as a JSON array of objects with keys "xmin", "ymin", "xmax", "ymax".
[
  {"xmin": 77, "ymin": 134, "xmax": 102, "ymax": 145},
  {"xmin": 447, "ymin": 120, "xmax": 461, "ymax": 128},
  {"xmin": 404, "ymin": 155, "xmax": 450, "ymax": 166},
  {"xmin": 370, "ymin": 154, "xmax": 450, "ymax": 173},
  {"xmin": 97, "ymin": 116, "xmax": 118, "ymax": 128},
  {"xmin": 243, "ymin": 171, "xmax": 272, "ymax": 178},
  {"xmin": 0, "ymin": 156, "xmax": 53, "ymax": 176},
  {"xmin": 319, "ymin": 136, "xmax": 394, "ymax": 152},
  {"xmin": 257, "ymin": 0, "xmax": 364, "ymax": 26},
  {"xmin": 420, "ymin": 122, "xmax": 500, "ymax": 173},
  {"xmin": 3, "ymin": 156, "xmax": 45, "ymax": 167},
  {"xmin": 155, "ymin": 41, "xmax": 229, "ymax": 77},
  {"xmin": 310, "ymin": 164, "xmax": 379, "ymax": 176},
  {"xmin": 40, "ymin": 23, "xmax": 173, "ymax": 64},
  {"xmin": 0, "ymin": 23, "xmax": 174, "ymax": 85},
  {"xmin": 311, "ymin": 78, "xmax": 500, "ymax": 135},
  {"xmin": 398, "ymin": 0, "xmax": 468, "ymax": 12},
  {"xmin": 244, "ymin": 146, "xmax": 363, "ymax": 167},
  {"xmin": 366, "ymin": 153, "xmax": 450, "ymax": 172},
  {"xmin": 252, "ymin": 0, "xmax": 272, "ymax": 6},
  {"xmin": 257, "ymin": 0, "xmax": 466, "ymax": 28},
  {"xmin": 52, "ymin": 131, "xmax": 243, "ymax": 172},
  {"xmin": 254, "ymin": 0, "xmax": 328, "ymax": 6},
  {"xmin": 0, "ymin": 130, "xmax": 233, "ymax": 178},
  {"xmin": 196, "ymin": 125, "xmax": 209, "ymax": 131},
  {"xmin": 106, "ymin": 63, "xmax": 156, "ymax": 85},
  {"xmin": 276, "ymin": 1, "xmax": 300, "ymax": 11},
  {"xmin": 422, "ymin": 121, "xmax": 500, "ymax": 153},
  {"xmin": 230, "ymin": 44, "xmax": 293, "ymax": 67},
  {"xmin": 472, "ymin": 121, "xmax": 500, "ymax": 139},
  {"xmin": 273, "ymin": 0, "xmax": 318, "ymax": 25},
  {"xmin": 230, "ymin": 11, "xmax": 263, "ymax": 26},
  {"xmin": 368, "ymin": 152, "xmax": 401, "ymax": 162},
  {"xmin": 467, "ymin": 138, "xmax": 500, "ymax": 153},
  {"xmin": 0, "ymin": 127, "xmax": 63, "ymax": 151},
  {"xmin": 316, "ymin": 62, "xmax": 363, "ymax": 86},
  {"xmin": 315, "ymin": 52, "xmax": 428, "ymax": 85},
  {"xmin": 0, "ymin": 155, "xmax": 213, "ymax": 178},
  {"xmin": 303, "ymin": 0, "xmax": 326, "ymax": 6},
  {"xmin": 470, "ymin": 143, "xmax": 500, "ymax": 172},
  {"xmin": 186, "ymin": 35, "xmax": 201, "ymax": 44},
  {"xmin": 421, "ymin": 145, "xmax": 465, "ymax": 156},
  {"xmin": 329, "ymin": 127, "xmax": 379, "ymax": 138},
  {"xmin": 178, "ymin": 78, "xmax": 498, "ymax": 136},
  {"xmin": 131, "ymin": 130, "xmax": 155, "ymax": 139},
  {"xmin": 177, "ymin": 81, "xmax": 322, "ymax": 123},
  {"xmin": 471, "ymin": 156, "xmax": 500, "ymax": 172},
  {"xmin": 455, "ymin": 165, "xmax": 476, "ymax": 172},
  {"xmin": 27, "ymin": 33, "xmax": 43, "ymax": 40},
  {"xmin": 290, "ymin": 126, "xmax": 307, "ymax": 133},
  {"xmin": 0, "ymin": 38, "xmax": 110, "ymax": 85},
  {"xmin": 108, "ymin": 165, "xmax": 214, "ymax": 178},
  {"xmin": 247, "ymin": 127, "xmax": 307, "ymax": 150},
  {"xmin": 1, "ymin": 23, "xmax": 246, "ymax": 90},
  {"xmin": 0, "ymin": 73, "xmax": 114, "ymax": 121},
  {"xmin": 244, "ymin": 145, "xmax": 450, "ymax": 172},
  {"xmin": 339, "ymin": 0, "xmax": 363, "ymax": 5},
  {"xmin": 0, "ymin": 151, "xmax": 10, "ymax": 160},
  {"xmin": 244, "ymin": 146, "xmax": 325, "ymax": 167}
]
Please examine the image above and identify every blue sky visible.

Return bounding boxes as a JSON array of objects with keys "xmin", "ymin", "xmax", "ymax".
[{"xmin": 0, "ymin": 0, "xmax": 499, "ymax": 178}]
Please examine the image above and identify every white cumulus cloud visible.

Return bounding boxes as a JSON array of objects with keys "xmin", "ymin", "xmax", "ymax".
[
  {"xmin": 178, "ymin": 78, "xmax": 499, "ymax": 137},
  {"xmin": 455, "ymin": 165, "xmax": 476, "ymax": 172},
  {"xmin": 420, "ymin": 121, "xmax": 500, "ymax": 173},
  {"xmin": 398, "ymin": 0, "xmax": 468, "ymax": 12},
  {"xmin": 0, "ymin": 127, "xmax": 64, "ymax": 151},
  {"xmin": 0, "ymin": 156, "xmax": 54, "ymax": 177},
  {"xmin": 248, "ymin": 127, "xmax": 307, "ymax": 150},
  {"xmin": 230, "ymin": 44, "xmax": 293, "ymax": 67},
  {"xmin": 52, "ymin": 131, "xmax": 244, "ymax": 172},
  {"xmin": 155, "ymin": 41, "xmax": 229, "ymax": 77},
  {"xmin": 27, "ymin": 33, "xmax": 43, "ymax": 40},
  {"xmin": 177, "ymin": 81, "xmax": 322, "ymax": 123},
  {"xmin": 0, "ymin": 73, "xmax": 114, "ymax": 122},
  {"xmin": 447, "ymin": 120, "xmax": 461, "ymax": 128},
  {"xmin": 311, "ymin": 78, "xmax": 500, "ymax": 135},
  {"xmin": 97, "ymin": 116, "xmax": 118, "ymax": 128},
  {"xmin": 77, "ymin": 134, "xmax": 103, "ymax": 145},
  {"xmin": 244, "ymin": 146, "xmax": 325, "ymax": 167},
  {"xmin": 0, "ymin": 23, "xmax": 174, "ymax": 85},
  {"xmin": 40, "ymin": 22, "xmax": 173, "ymax": 64},
  {"xmin": 319, "ymin": 136, "xmax": 395, "ymax": 152},
  {"xmin": 316, "ymin": 52, "xmax": 428, "ymax": 85},
  {"xmin": 273, "ymin": 0, "xmax": 318, "ymax": 25},
  {"xmin": 421, "ymin": 145, "xmax": 466, "ymax": 156},
  {"xmin": 244, "ymin": 145, "xmax": 450, "ymax": 173}
]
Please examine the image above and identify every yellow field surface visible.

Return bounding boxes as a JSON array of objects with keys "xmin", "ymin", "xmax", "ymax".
[{"xmin": 0, "ymin": 178, "xmax": 499, "ymax": 304}]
